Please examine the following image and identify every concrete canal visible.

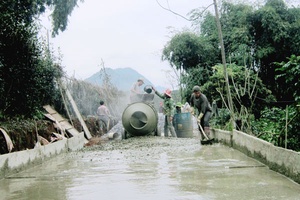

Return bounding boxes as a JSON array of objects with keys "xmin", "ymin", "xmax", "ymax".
[{"xmin": 1, "ymin": 136, "xmax": 300, "ymax": 200}]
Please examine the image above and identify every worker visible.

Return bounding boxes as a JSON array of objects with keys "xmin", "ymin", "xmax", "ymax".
[
  {"xmin": 130, "ymin": 78, "xmax": 144, "ymax": 103},
  {"xmin": 152, "ymin": 87, "xmax": 177, "ymax": 137},
  {"xmin": 158, "ymin": 102, "xmax": 163, "ymax": 113},
  {"xmin": 190, "ymin": 85, "xmax": 213, "ymax": 141},
  {"xmin": 175, "ymin": 102, "xmax": 183, "ymax": 114},
  {"xmin": 97, "ymin": 100, "xmax": 111, "ymax": 133},
  {"xmin": 182, "ymin": 102, "xmax": 192, "ymax": 113}
]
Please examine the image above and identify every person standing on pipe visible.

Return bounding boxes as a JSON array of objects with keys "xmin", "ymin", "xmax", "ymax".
[
  {"xmin": 152, "ymin": 87, "xmax": 177, "ymax": 137},
  {"xmin": 130, "ymin": 78, "xmax": 144, "ymax": 103},
  {"xmin": 97, "ymin": 100, "xmax": 111, "ymax": 133},
  {"xmin": 190, "ymin": 85, "xmax": 213, "ymax": 141}
]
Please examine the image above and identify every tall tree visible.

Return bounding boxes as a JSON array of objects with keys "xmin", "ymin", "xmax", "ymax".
[
  {"xmin": 276, "ymin": 55, "xmax": 300, "ymax": 102},
  {"xmin": 195, "ymin": 0, "xmax": 300, "ymax": 102},
  {"xmin": 48, "ymin": 0, "xmax": 84, "ymax": 37},
  {"xmin": 162, "ymin": 31, "xmax": 217, "ymax": 71},
  {"xmin": 248, "ymin": 0, "xmax": 300, "ymax": 101},
  {"xmin": 0, "ymin": 0, "xmax": 82, "ymax": 117},
  {"xmin": 220, "ymin": 2, "xmax": 253, "ymax": 66},
  {"xmin": 162, "ymin": 31, "xmax": 218, "ymax": 101}
]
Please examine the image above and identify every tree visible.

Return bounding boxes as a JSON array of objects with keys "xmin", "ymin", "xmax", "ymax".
[
  {"xmin": 181, "ymin": 67, "xmax": 212, "ymax": 101},
  {"xmin": 162, "ymin": 32, "xmax": 217, "ymax": 71},
  {"xmin": 252, "ymin": 54, "xmax": 300, "ymax": 151},
  {"xmin": 220, "ymin": 2, "xmax": 253, "ymax": 66},
  {"xmin": 162, "ymin": 31, "xmax": 218, "ymax": 101},
  {"xmin": 201, "ymin": 63, "xmax": 275, "ymax": 131},
  {"xmin": 48, "ymin": 0, "xmax": 84, "ymax": 37},
  {"xmin": 0, "ymin": 0, "xmax": 83, "ymax": 37},
  {"xmin": 276, "ymin": 55, "xmax": 300, "ymax": 102},
  {"xmin": 248, "ymin": 0, "xmax": 300, "ymax": 101},
  {"xmin": 193, "ymin": 0, "xmax": 300, "ymax": 103},
  {"xmin": 0, "ymin": 0, "xmax": 82, "ymax": 117}
]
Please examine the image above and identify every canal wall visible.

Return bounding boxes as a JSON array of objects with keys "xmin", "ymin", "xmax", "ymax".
[
  {"xmin": 0, "ymin": 132, "xmax": 86, "ymax": 179},
  {"xmin": 212, "ymin": 129, "xmax": 300, "ymax": 184}
]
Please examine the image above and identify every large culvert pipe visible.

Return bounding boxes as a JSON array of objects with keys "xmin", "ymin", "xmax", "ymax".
[{"xmin": 122, "ymin": 102, "xmax": 158, "ymax": 136}]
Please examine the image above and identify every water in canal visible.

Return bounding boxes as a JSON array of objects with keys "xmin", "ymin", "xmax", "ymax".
[{"xmin": 1, "ymin": 137, "xmax": 300, "ymax": 200}]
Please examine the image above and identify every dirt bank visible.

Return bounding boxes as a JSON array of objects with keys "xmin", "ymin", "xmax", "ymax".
[{"xmin": 0, "ymin": 116, "xmax": 103, "ymax": 155}]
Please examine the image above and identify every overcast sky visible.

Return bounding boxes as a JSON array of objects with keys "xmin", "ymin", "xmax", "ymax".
[
  {"xmin": 40, "ymin": 0, "xmax": 215, "ymax": 87},
  {"xmin": 40, "ymin": 0, "xmax": 299, "ymax": 88}
]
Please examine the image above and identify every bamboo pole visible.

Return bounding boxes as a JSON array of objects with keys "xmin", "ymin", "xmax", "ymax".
[
  {"xmin": 213, "ymin": 0, "xmax": 235, "ymax": 128},
  {"xmin": 285, "ymin": 105, "xmax": 288, "ymax": 149}
]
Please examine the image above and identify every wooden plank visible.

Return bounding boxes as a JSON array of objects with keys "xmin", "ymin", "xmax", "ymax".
[
  {"xmin": 60, "ymin": 121, "xmax": 73, "ymax": 130},
  {"xmin": 0, "ymin": 128, "xmax": 14, "ymax": 153},
  {"xmin": 43, "ymin": 105, "xmax": 57, "ymax": 114},
  {"xmin": 51, "ymin": 113, "xmax": 65, "ymax": 122},
  {"xmin": 65, "ymin": 88, "xmax": 92, "ymax": 139},
  {"xmin": 43, "ymin": 105, "xmax": 79, "ymax": 137},
  {"xmin": 43, "ymin": 113, "xmax": 56, "ymax": 122}
]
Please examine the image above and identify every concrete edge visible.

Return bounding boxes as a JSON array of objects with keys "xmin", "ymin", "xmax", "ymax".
[
  {"xmin": 0, "ymin": 132, "xmax": 85, "ymax": 179},
  {"xmin": 212, "ymin": 128, "xmax": 300, "ymax": 184}
]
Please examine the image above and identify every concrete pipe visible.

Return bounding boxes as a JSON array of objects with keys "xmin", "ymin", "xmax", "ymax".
[{"xmin": 122, "ymin": 102, "xmax": 158, "ymax": 137}]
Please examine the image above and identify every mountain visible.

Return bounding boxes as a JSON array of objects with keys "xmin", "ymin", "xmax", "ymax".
[{"xmin": 84, "ymin": 67, "xmax": 165, "ymax": 91}]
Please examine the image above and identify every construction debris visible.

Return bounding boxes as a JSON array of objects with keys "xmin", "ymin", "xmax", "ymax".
[{"xmin": 0, "ymin": 128, "xmax": 14, "ymax": 153}]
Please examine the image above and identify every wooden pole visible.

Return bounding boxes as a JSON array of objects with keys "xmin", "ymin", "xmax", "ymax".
[
  {"xmin": 285, "ymin": 105, "xmax": 288, "ymax": 149},
  {"xmin": 58, "ymin": 80, "xmax": 92, "ymax": 140},
  {"xmin": 64, "ymin": 88, "xmax": 92, "ymax": 139},
  {"xmin": 58, "ymin": 79, "xmax": 74, "ymax": 126},
  {"xmin": 213, "ymin": 0, "xmax": 235, "ymax": 128}
]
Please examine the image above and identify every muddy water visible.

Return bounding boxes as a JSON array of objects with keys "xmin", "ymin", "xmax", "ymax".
[{"xmin": 1, "ymin": 137, "xmax": 300, "ymax": 200}]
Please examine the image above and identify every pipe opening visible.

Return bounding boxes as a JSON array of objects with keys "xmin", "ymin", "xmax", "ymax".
[{"xmin": 130, "ymin": 111, "xmax": 147, "ymax": 129}]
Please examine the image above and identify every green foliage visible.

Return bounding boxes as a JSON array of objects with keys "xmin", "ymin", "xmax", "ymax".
[
  {"xmin": 49, "ymin": 0, "xmax": 84, "ymax": 37},
  {"xmin": 0, "ymin": 0, "xmax": 82, "ymax": 37},
  {"xmin": 276, "ymin": 55, "xmax": 300, "ymax": 102},
  {"xmin": 251, "ymin": 107, "xmax": 283, "ymax": 144},
  {"xmin": 199, "ymin": 12, "xmax": 218, "ymax": 41},
  {"xmin": 162, "ymin": 31, "xmax": 218, "ymax": 101},
  {"xmin": 220, "ymin": 2, "xmax": 253, "ymax": 66},
  {"xmin": 180, "ymin": 66, "xmax": 212, "ymax": 101},
  {"xmin": 0, "ymin": 0, "xmax": 69, "ymax": 118},
  {"xmin": 162, "ymin": 31, "xmax": 217, "ymax": 71},
  {"xmin": 200, "ymin": 64, "xmax": 275, "ymax": 133},
  {"xmin": 251, "ymin": 106, "xmax": 300, "ymax": 151},
  {"xmin": 191, "ymin": 0, "xmax": 300, "ymax": 102},
  {"xmin": 248, "ymin": 0, "xmax": 300, "ymax": 100},
  {"xmin": 162, "ymin": 0, "xmax": 300, "ymax": 151},
  {"xmin": 164, "ymin": 0, "xmax": 300, "ymax": 106},
  {"xmin": 210, "ymin": 108, "xmax": 231, "ymax": 130},
  {"xmin": 201, "ymin": 64, "xmax": 274, "ymax": 110}
]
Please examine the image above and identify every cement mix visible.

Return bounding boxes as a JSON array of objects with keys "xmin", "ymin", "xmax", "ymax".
[{"xmin": 1, "ymin": 137, "xmax": 300, "ymax": 200}]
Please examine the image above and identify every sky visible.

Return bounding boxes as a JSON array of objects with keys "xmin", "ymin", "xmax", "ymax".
[
  {"xmin": 40, "ymin": 0, "xmax": 300, "ymax": 88},
  {"xmin": 41, "ymin": 0, "xmax": 214, "ymax": 88}
]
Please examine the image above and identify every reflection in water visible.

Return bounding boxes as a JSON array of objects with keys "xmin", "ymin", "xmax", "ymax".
[
  {"xmin": 0, "ymin": 155, "xmax": 77, "ymax": 200},
  {"xmin": 1, "ymin": 138, "xmax": 300, "ymax": 200}
]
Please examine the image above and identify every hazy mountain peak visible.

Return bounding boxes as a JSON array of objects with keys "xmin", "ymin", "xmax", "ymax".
[{"xmin": 84, "ymin": 67, "xmax": 164, "ymax": 91}]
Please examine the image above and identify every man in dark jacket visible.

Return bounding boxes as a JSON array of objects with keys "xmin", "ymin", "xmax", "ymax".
[{"xmin": 190, "ymin": 85, "xmax": 212, "ymax": 141}]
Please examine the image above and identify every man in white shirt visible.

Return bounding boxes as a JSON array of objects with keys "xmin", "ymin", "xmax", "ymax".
[{"xmin": 130, "ymin": 78, "xmax": 144, "ymax": 103}]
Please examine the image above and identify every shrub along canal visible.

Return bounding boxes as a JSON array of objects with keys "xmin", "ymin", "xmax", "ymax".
[{"xmin": 1, "ymin": 136, "xmax": 300, "ymax": 200}]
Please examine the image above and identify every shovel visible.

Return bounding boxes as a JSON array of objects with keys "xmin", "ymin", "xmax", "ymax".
[{"xmin": 197, "ymin": 121, "xmax": 214, "ymax": 145}]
